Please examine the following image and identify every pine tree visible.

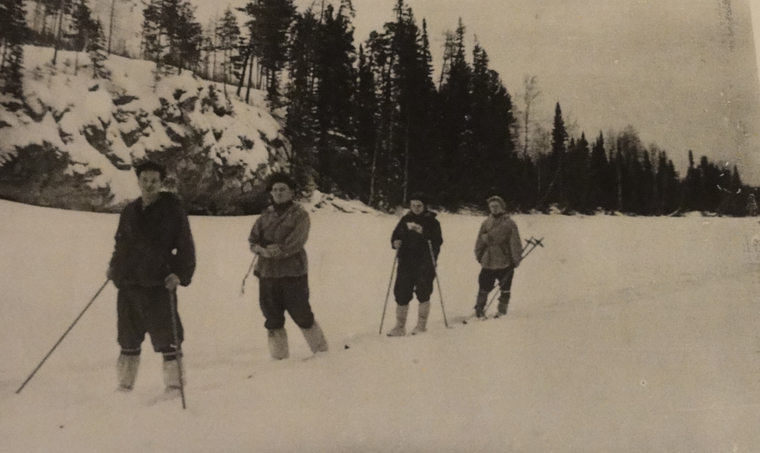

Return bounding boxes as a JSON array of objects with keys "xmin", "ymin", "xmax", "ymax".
[
  {"xmin": 314, "ymin": 3, "xmax": 356, "ymax": 194},
  {"xmin": 436, "ymin": 18, "xmax": 472, "ymax": 208},
  {"xmin": 69, "ymin": 0, "xmax": 94, "ymax": 75},
  {"xmin": 216, "ymin": 7, "xmax": 240, "ymax": 92},
  {"xmin": 354, "ymin": 44, "xmax": 378, "ymax": 204},
  {"xmin": 0, "ymin": 0, "xmax": 27, "ymax": 100},
  {"xmin": 655, "ymin": 150, "xmax": 680, "ymax": 215},
  {"xmin": 468, "ymin": 39, "xmax": 517, "ymax": 205},
  {"xmin": 538, "ymin": 102, "xmax": 567, "ymax": 208},
  {"xmin": 142, "ymin": 0, "xmax": 168, "ymax": 74},
  {"xmin": 284, "ymin": 9, "xmax": 320, "ymax": 189},
  {"xmin": 566, "ymin": 132, "xmax": 590, "ymax": 212},
  {"xmin": 243, "ymin": 0, "xmax": 296, "ymax": 107},
  {"xmin": 588, "ymin": 131, "xmax": 610, "ymax": 211},
  {"xmin": 87, "ymin": 19, "xmax": 110, "ymax": 79},
  {"xmin": 174, "ymin": 2, "xmax": 203, "ymax": 74}
]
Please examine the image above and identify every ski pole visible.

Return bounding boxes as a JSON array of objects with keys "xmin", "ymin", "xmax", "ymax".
[
  {"xmin": 379, "ymin": 252, "xmax": 399, "ymax": 335},
  {"xmin": 521, "ymin": 237, "xmax": 544, "ymax": 261},
  {"xmin": 482, "ymin": 238, "xmax": 544, "ymax": 315},
  {"xmin": 240, "ymin": 255, "xmax": 258, "ymax": 296},
  {"xmin": 16, "ymin": 279, "xmax": 111, "ymax": 394},
  {"xmin": 481, "ymin": 238, "xmax": 532, "ymax": 312},
  {"xmin": 483, "ymin": 268, "xmax": 515, "ymax": 313},
  {"xmin": 428, "ymin": 240, "xmax": 449, "ymax": 328},
  {"xmin": 169, "ymin": 290, "xmax": 186, "ymax": 410}
]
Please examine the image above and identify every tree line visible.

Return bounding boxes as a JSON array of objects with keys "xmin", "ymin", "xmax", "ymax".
[{"xmin": 0, "ymin": 0, "xmax": 755, "ymax": 216}]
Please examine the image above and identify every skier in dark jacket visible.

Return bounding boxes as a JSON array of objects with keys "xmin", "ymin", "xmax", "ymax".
[
  {"xmin": 108, "ymin": 161, "xmax": 196, "ymax": 394},
  {"xmin": 248, "ymin": 172, "xmax": 328, "ymax": 360},
  {"xmin": 387, "ymin": 193, "xmax": 443, "ymax": 336}
]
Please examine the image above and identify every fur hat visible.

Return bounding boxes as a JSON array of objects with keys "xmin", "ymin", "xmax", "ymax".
[
  {"xmin": 266, "ymin": 172, "xmax": 297, "ymax": 192},
  {"xmin": 487, "ymin": 195, "xmax": 507, "ymax": 210}
]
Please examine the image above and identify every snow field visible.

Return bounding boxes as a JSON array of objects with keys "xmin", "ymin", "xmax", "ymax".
[{"xmin": 1, "ymin": 200, "xmax": 759, "ymax": 452}]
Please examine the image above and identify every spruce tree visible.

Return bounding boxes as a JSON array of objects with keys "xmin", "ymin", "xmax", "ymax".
[
  {"xmin": 243, "ymin": 0, "xmax": 296, "ymax": 107},
  {"xmin": 87, "ymin": 19, "xmax": 110, "ymax": 79},
  {"xmin": 538, "ymin": 102, "xmax": 567, "ymax": 208},
  {"xmin": 1, "ymin": 0, "xmax": 27, "ymax": 100},
  {"xmin": 314, "ymin": 3, "xmax": 356, "ymax": 194},
  {"xmin": 354, "ymin": 44, "xmax": 378, "ymax": 203},
  {"xmin": 284, "ymin": 9, "xmax": 320, "ymax": 189},
  {"xmin": 69, "ymin": 0, "xmax": 94, "ymax": 75},
  {"xmin": 436, "ymin": 18, "xmax": 472, "ymax": 208}
]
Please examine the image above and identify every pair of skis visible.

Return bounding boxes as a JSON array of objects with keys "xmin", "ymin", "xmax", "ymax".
[{"xmin": 462, "ymin": 236, "xmax": 544, "ymax": 324}]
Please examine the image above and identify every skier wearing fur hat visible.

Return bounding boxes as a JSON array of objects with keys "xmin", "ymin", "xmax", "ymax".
[
  {"xmin": 387, "ymin": 193, "xmax": 443, "ymax": 336},
  {"xmin": 248, "ymin": 172, "xmax": 328, "ymax": 359},
  {"xmin": 474, "ymin": 195, "xmax": 522, "ymax": 318}
]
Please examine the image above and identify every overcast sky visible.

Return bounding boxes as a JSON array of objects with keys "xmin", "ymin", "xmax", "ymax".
[{"xmin": 186, "ymin": 0, "xmax": 760, "ymax": 184}]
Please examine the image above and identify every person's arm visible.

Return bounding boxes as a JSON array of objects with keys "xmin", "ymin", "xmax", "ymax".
[
  {"xmin": 508, "ymin": 220, "xmax": 522, "ymax": 268},
  {"xmin": 248, "ymin": 215, "xmax": 272, "ymax": 257},
  {"xmin": 428, "ymin": 219, "xmax": 443, "ymax": 258},
  {"xmin": 107, "ymin": 207, "xmax": 130, "ymax": 280},
  {"xmin": 268, "ymin": 210, "xmax": 310, "ymax": 258},
  {"xmin": 390, "ymin": 217, "xmax": 407, "ymax": 249},
  {"xmin": 474, "ymin": 221, "xmax": 488, "ymax": 262},
  {"xmin": 172, "ymin": 207, "xmax": 196, "ymax": 286}
]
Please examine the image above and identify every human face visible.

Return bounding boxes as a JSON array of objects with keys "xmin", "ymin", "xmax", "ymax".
[
  {"xmin": 410, "ymin": 200, "xmax": 425, "ymax": 215},
  {"xmin": 270, "ymin": 182, "xmax": 293, "ymax": 205},
  {"xmin": 488, "ymin": 201, "xmax": 505, "ymax": 215},
  {"xmin": 138, "ymin": 170, "xmax": 162, "ymax": 203}
]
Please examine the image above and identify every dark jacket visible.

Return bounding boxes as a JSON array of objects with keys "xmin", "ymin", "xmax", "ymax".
[
  {"xmin": 248, "ymin": 201, "xmax": 310, "ymax": 278},
  {"xmin": 109, "ymin": 192, "xmax": 196, "ymax": 288},
  {"xmin": 391, "ymin": 210, "xmax": 443, "ymax": 267}
]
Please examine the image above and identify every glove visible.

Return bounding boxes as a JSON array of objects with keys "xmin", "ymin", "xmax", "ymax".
[
  {"xmin": 393, "ymin": 240, "xmax": 402, "ymax": 249},
  {"xmin": 265, "ymin": 244, "xmax": 283, "ymax": 258},
  {"xmin": 164, "ymin": 273, "xmax": 180, "ymax": 290},
  {"xmin": 407, "ymin": 222, "xmax": 423, "ymax": 234},
  {"xmin": 252, "ymin": 244, "xmax": 271, "ymax": 258}
]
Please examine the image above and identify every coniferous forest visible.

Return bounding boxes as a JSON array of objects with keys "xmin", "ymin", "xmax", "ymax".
[{"xmin": 0, "ymin": 0, "xmax": 756, "ymax": 216}]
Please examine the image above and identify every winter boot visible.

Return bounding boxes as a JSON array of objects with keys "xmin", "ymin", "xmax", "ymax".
[
  {"xmin": 162, "ymin": 357, "xmax": 184, "ymax": 390},
  {"xmin": 386, "ymin": 304, "xmax": 409, "ymax": 337},
  {"xmin": 494, "ymin": 291, "xmax": 510, "ymax": 318},
  {"xmin": 116, "ymin": 353, "xmax": 140, "ymax": 392},
  {"xmin": 301, "ymin": 321, "xmax": 328, "ymax": 354},
  {"xmin": 474, "ymin": 291, "xmax": 488, "ymax": 318},
  {"xmin": 411, "ymin": 301, "xmax": 431, "ymax": 335},
  {"xmin": 267, "ymin": 328, "xmax": 290, "ymax": 360}
]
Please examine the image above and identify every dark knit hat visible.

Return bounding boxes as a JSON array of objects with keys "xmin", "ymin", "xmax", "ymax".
[
  {"xmin": 487, "ymin": 195, "xmax": 507, "ymax": 210},
  {"xmin": 266, "ymin": 172, "xmax": 296, "ymax": 192},
  {"xmin": 409, "ymin": 192, "xmax": 428, "ymax": 206}
]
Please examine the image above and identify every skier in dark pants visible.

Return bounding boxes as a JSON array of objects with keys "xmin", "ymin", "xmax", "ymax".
[
  {"xmin": 248, "ymin": 173, "xmax": 327, "ymax": 360},
  {"xmin": 474, "ymin": 195, "xmax": 521, "ymax": 318},
  {"xmin": 387, "ymin": 193, "xmax": 443, "ymax": 336},
  {"xmin": 108, "ymin": 161, "xmax": 196, "ymax": 393}
]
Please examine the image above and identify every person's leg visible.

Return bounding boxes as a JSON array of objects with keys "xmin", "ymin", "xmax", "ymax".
[
  {"xmin": 474, "ymin": 269, "xmax": 497, "ymax": 318},
  {"xmin": 143, "ymin": 287, "xmax": 184, "ymax": 389},
  {"xmin": 411, "ymin": 267, "xmax": 434, "ymax": 334},
  {"xmin": 495, "ymin": 268, "xmax": 515, "ymax": 317},
  {"xmin": 260, "ymin": 278, "xmax": 289, "ymax": 359},
  {"xmin": 283, "ymin": 275, "xmax": 327, "ymax": 354},
  {"xmin": 116, "ymin": 287, "xmax": 146, "ymax": 391},
  {"xmin": 388, "ymin": 264, "xmax": 416, "ymax": 336}
]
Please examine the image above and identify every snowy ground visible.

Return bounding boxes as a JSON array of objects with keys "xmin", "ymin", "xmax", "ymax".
[{"xmin": 1, "ymin": 199, "xmax": 759, "ymax": 452}]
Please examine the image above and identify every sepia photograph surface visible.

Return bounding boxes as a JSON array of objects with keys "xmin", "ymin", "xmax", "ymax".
[{"xmin": 1, "ymin": 0, "xmax": 759, "ymax": 451}]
